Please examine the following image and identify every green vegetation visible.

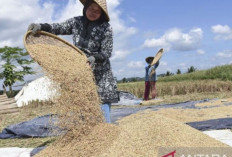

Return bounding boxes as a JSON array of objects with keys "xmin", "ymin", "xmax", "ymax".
[
  {"xmin": 158, "ymin": 64, "xmax": 232, "ymax": 82},
  {"xmin": 176, "ymin": 69, "xmax": 181, "ymax": 74},
  {"xmin": 187, "ymin": 66, "xmax": 197, "ymax": 73},
  {"xmin": 118, "ymin": 64, "xmax": 232, "ymax": 83},
  {"xmin": 0, "ymin": 46, "xmax": 35, "ymax": 97}
]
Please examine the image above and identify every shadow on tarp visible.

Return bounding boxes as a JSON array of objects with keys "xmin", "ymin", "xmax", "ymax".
[{"xmin": 30, "ymin": 146, "xmax": 46, "ymax": 156}]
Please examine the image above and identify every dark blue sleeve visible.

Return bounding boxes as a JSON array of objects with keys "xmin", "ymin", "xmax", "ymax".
[{"xmin": 155, "ymin": 60, "xmax": 160, "ymax": 69}]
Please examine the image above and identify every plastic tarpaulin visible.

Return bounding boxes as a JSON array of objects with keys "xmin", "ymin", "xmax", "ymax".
[
  {"xmin": 0, "ymin": 114, "xmax": 65, "ymax": 139},
  {"xmin": 187, "ymin": 118, "xmax": 232, "ymax": 131},
  {"xmin": 112, "ymin": 91, "xmax": 142, "ymax": 106}
]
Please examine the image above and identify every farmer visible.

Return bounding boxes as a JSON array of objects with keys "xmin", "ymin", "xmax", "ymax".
[
  {"xmin": 143, "ymin": 57, "xmax": 160, "ymax": 101},
  {"xmin": 27, "ymin": 0, "xmax": 119, "ymax": 123}
]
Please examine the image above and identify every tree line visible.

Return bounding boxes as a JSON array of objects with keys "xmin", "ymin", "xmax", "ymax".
[{"xmin": 118, "ymin": 66, "xmax": 197, "ymax": 83}]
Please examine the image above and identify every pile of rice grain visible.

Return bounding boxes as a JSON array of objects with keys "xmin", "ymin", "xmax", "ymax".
[
  {"xmin": 26, "ymin": 39, "xmax": 230, "ymax": 157},
  {"xmin": 37, "ymin": 110, "xmax": 230, "ymax": 157}
]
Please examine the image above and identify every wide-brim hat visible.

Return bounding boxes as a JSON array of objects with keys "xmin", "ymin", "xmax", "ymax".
[
  {"xmin": 145, "ymin": 56, "xmax": 154, "ymax": 64},
  {"xmin": 80, "ymin": 0, "xmax": 110, "ymax": 21}
]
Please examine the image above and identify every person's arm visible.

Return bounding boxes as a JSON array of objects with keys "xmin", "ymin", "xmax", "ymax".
[
  {"xmin": 28, "ymin": 17, "xmax": 80, "ymax": 35},
  {"xmin": 150, "ymin": 60, "xmax": 159, "ymax": 69},
  {"xmin": 149, "ymin": 62, "xmax": 158, "ymax": 78},
  {"xmin": 154, "ymin": 60, "xmax": 160, "ymax": 69},
  {"xmin": 40, "ymin": 17, "xmax": 77, "ymax": 35},
  {"xmin": 92, "ymin": 24, "xmax": 113, "ymax": 63}
]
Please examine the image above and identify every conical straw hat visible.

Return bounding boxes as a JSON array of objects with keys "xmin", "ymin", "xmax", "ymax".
[
  {"xmin": 80, "ymin": 0, "xmax": 110, "ymax": 21},
  {"xmin": 145, "ymin": 57, "xmax": 154, "ymax": 64}
]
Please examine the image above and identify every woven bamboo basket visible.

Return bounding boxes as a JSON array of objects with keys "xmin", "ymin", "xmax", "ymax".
[
  {"xmin": 24, "ymin": 31, "xmax": 86, "ymax": 64},
  {"xmin": 151, "ymin": 48, "xmax": 164, "ymax": 66}
]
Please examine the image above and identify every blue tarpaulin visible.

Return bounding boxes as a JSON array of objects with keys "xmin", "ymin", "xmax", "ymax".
[{"xmin": 0, "ymin": 114, "xmax": 65, "ymax": 139}]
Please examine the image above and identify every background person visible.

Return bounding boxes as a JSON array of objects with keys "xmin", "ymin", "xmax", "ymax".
[
  {"xmin": 27, "ymin": 0, "xmax": 119, "ymax": 123},
  {"xmin": 143, "ymin": 57, "xmax": 160, "ymax": 101}
]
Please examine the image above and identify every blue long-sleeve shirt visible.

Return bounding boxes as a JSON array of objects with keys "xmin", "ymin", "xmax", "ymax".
[{"xmin": 145, "ymin": 61, "xmax": 160, "ymax": 81}]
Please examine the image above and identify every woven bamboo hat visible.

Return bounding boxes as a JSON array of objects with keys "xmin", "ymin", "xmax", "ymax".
[
  {"xmin": 80, "ymin": 0, "xmax": 110, "ymax": 21},
  {"xmin": 145, "ymin": 57, "xmax": 154, "ymax": 64}
]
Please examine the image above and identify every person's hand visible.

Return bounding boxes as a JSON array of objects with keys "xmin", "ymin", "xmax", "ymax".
[
  {"xmin": 27, "ymin": 23, "xmax": 41, "ymax": 34},
  {"xmin": 87, "ymin": 56, "xmax": 96, "ymax": 69}
]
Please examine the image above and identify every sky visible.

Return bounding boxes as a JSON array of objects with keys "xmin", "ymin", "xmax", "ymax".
[{"xmin": 1, "ymin": 0, "xmax": 232, "ymax": 89}]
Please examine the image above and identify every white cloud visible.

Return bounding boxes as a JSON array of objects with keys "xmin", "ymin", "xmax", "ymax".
[
  {"xmin": 216, "ymin": 50, "xmax": 232, "ymax": 58},
  {"xmin": 143, "ymin": 38, "xmax": 169, "ymax": 49},
  {"xmin": 0, "ymin": 0, "xmax": 55, "ymax": 47},
  {"xmin": 212, "ymin": 25, "xmax": 231, "ymax": 34},
  {"xmin": 107, "ymin": 0, "xmax": 137, "ymax": 55},
  {"xmin": 127, "ymin": 61, "xmax": 144, "ymax": 68},
  {"xmin": 111, "ymin": 50, "xmax": 131, "ymax": 61},
  {"xmin": 211, "ymin": 25, "xmax": 232, "ymax": 40},
  {"xmin": 108, "ymin": 0, "xmax": 137, "ymax": 36},
  {"xmin": 165, "ymin": 29, "xmax": 183, "ymax": 42},
  {"xmin": 55, "ymin": 0, "xmax": 83, "ymax": 22},
  {"xmin": 142, "ymin": 28, "xmax": 203, "ymax": 51},
  {"xmin": 197, "ymin": 49, "xmax": 205, "ymax": 55}
]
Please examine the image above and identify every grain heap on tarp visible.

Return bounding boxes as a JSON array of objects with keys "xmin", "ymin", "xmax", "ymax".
[
  {"xmin": 156, "ymin": 98, "xmax": 232, "ymax": 123},
  {"xmin": 24, "ymin": 31, "xmax": 108, "ymax": 145},
  {"xmin": 37, "ymin": 110, "xmax": 230, "ymax": 157},
  {"xmin": 99, "ymin": 110, "xmax": 230, "ymax": 156}
]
